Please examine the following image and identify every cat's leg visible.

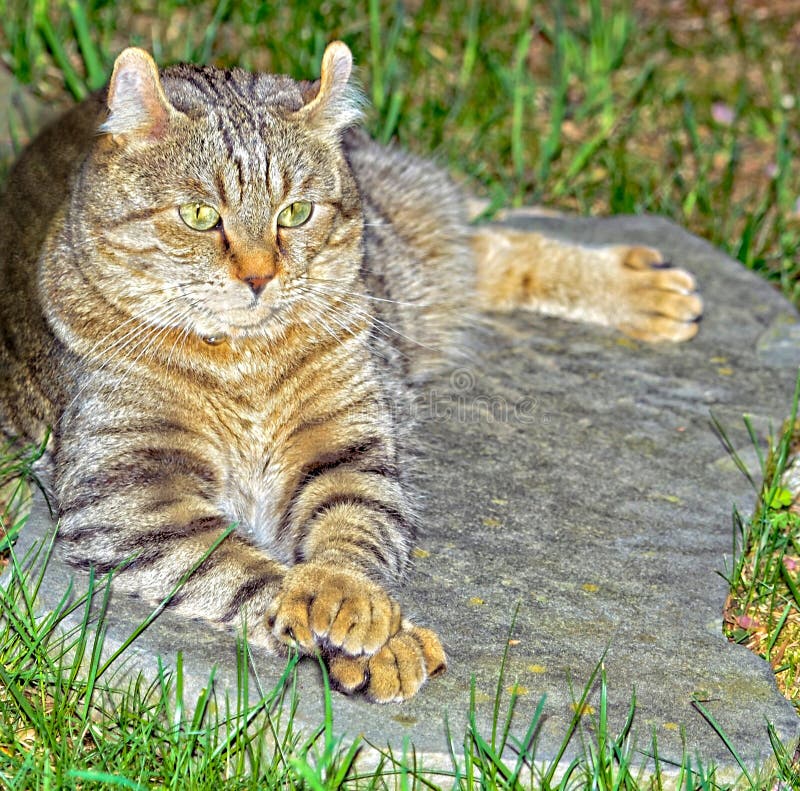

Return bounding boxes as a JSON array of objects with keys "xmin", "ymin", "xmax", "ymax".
[
  {"xmin": 471, "ymin": 225, "xmax": 703, "ymax": 342},
  {"xmin": 264, "ymin": 407, "xmax": 446, "ymax": 701},
  {"xmin": 54, "ymin": 406, "xmax": 288, "ymax": 649}
]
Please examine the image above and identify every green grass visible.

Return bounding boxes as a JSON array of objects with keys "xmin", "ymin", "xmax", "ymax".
[
  {"xmin": 0, "ymin": 434, "xmax": 49, "ymax": 555},
  {"xmin": 719, "ymin": 374, "xmax": 800, "ymax": 714},
  {"xmin": 1, "ymin": 0, "xmax": 800, "ymax": 787}
]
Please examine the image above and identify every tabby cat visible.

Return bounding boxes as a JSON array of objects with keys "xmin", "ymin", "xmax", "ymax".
[{"xmin": 0, "ymin": 43, "xmax": 702, "ymax": 702}]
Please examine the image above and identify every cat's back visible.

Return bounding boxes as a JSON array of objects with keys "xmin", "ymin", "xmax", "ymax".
[
  {"xmin": 0, "ymin": 96, "xmax": 105, "ymax": 443},
  {"xmin": 342, "ymin": 128, "xmax": 475, "ymax": 375},
  {"xmin": 1, "ymin": 96, "xmax": 105, "ymax": 260}
]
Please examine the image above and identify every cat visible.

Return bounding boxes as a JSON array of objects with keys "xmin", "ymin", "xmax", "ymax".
[{"xmin": 0, "ymin": 42, "xmax": 702, "ymax": 702}]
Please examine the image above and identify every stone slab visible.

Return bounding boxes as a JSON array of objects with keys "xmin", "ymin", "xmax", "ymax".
[{"xmin": 5, "ymin": 214, "xmax": 800, "ymax": 776}]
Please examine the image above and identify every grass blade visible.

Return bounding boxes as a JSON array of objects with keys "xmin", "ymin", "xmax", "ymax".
[
  {"xmin": 691, "ymin": 698, "xmax": 754, "ymax": 787},
  {"xmin": 96, "ymin": 523, "xmax": 237, "ymax": 679},
  {"xmin": 33, "ymin": 1, "xmax": 87, "ymax": 99},
  {"xmin": 66, "ymin": 0, "xmax": 106, "ymax": 89}
]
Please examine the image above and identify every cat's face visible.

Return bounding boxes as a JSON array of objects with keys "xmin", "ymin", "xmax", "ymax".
[{"xmin": 75, "ymin": 45, "xmax": 362, "ymax": 344}]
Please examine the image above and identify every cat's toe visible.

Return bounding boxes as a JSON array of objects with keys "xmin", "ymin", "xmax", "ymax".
[
  {"xmin": 614, "ymin": 248, "xmax": 703, "ymax": 343},
  {"xmin": 327, "ymin": 622, "xmax": 446, "ymax": 703},
  {"xmin": 620, "ymin": 315, "xmax": 701, "ymax": 343},
  {"xmin": 634, "ymin": 287, "xmax": 703, "ymax": 322},
  {"xmin": 326, "ymin": 654, "xmax": 371, "ymax": 695},
  {"xmin": 621, "ymin": 245, "xmax": 667, "ymax": 271},
  {"xmin": 266, "ymin": 562, "xmax": 402, "ymax": 656}
]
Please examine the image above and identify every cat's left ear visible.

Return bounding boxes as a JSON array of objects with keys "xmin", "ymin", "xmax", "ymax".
[
  {"xmin": 297, "ymin": 41, "xmax": 362, "ymax": 135},
  {"xmin": 100, "ymin": 48, "xmax": 177, "ymax": 140}
]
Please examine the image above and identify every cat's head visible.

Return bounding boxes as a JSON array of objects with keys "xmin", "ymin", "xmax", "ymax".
[{"xmin": 73, "ymin": 43, "xmax": 364, "ymax": 346}]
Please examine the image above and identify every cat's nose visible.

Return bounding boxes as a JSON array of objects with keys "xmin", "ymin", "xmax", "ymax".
[{"xmin": 242, "ymin": 273, "xmax": 273, "ymax": 297}]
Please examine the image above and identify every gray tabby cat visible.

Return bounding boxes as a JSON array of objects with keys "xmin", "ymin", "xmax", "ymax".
[{"xmin": 0, "ymin": 42, "xmax": 701, "ymax": 701}]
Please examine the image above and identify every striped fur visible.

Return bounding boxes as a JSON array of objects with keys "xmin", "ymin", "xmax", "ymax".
[{"xmin": 0, "ymin": 43, "xmax": 701, "ymax": 702}]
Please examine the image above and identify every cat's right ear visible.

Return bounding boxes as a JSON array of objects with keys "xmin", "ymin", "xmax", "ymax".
[
  {"xmin": 100, "ymin": 48, "xmax": 175, "ymax": 140},
  {"xmin": 297, "ymin": 41, "xmax": 362, "ymax": 136}
]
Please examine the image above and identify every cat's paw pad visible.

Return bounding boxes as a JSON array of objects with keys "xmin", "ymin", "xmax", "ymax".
[
  {"xmin": 327, "ymin": 622, "xmax": 446, "ymax": 703},
  {"xmin": 266, "ymin": 563, "xmax": 402, "ymax": 657},
  {"xmin": 616, "ymin": 246, "xmax": 703, "ymax": 342}
]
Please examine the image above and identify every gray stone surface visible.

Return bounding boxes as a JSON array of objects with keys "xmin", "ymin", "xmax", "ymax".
[{"xmin": 6, "ymin": 214, "xmax": 800, "ymax": 775}]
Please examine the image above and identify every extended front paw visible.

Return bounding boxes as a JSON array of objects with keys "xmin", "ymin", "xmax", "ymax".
[
  {"xmin": 266, "ymin": 563, "xmax": 402, "ymax": 656},
  {"xmin": 327, "ymin": 622, "xmax": 446, "ymax": 702},
  {"xmin": 614, "ymin": 246, "xmax": 703, "ymax": 343}
]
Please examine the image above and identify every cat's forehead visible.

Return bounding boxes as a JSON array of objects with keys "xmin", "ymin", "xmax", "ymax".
[
  {"xmin": 160, "ymin": 64, "xmax": 308, "ymax": 126},
  {"xmin": 130, "ymin": 63, "xmax": 340, "ymax": 207}
]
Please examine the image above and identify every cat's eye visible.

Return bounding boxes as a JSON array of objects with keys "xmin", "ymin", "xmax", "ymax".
[
  {"xmin": 179, "ymin": 202, "xmax": 221, "ymax": 231},
  {"xmin": 276, "ymin": 201, "xmax": 313, "ymax": 228}
]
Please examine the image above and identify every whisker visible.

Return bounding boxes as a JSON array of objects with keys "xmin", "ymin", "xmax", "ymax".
[
  {"xmin": 79, "ymin": 289, "xmax": 186, "ymax": 361},
  {"xmin": 304, "ymin": 278, "xmax": 432, "ymax": 307},
  {"xmin": 107, "ymin": 319, "xmax": 183, "ymax": 401},
  {"xmin": 165, "ymin": 324, "xmax": 193, "ymax": 371},
  {"xmin": 58, "ymin": 300, "xmax": 193, "ymax": 425},
  {"xmin": 297, "ymin": 284, "xmax": 443, "ymax": 357},
  {"xmin": 291, "ymin": 288, "xmax": 412, "ymax": 365}
]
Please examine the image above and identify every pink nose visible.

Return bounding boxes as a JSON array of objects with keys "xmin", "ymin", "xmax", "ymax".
[{"xmin": 242, "ymin": 273, "xmax": 273, "ymax": 297}]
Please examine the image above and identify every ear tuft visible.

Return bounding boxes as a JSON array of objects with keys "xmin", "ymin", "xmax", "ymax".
[
  {"xmin": 100, "ymin": 48, "xmax": 173, "ymax": 138},
  {"xmin": 298, "ymin": 41, "xmax": 363, "ymax": 135}
]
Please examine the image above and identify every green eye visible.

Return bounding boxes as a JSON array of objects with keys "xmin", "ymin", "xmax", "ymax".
[
  {"xmin": 276, "ymin": 201, "xmax": 313, "ymax": 228},
  {"xmin": 179, "ymin": 202, "xmax": 221, "ymax": 231}
]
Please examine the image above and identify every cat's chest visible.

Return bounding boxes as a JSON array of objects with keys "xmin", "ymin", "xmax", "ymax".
[{"xmin": 213, "ymin": 408, "xmax": 285, "ymax": 552}]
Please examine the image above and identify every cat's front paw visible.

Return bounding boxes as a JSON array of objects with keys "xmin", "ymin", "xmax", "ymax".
[
  {"xmin": 614, "ymin": 246, "xmax": 703, "ymax": 343},
  {"xmin": 266, "ymin": 563, "xmax": 402, "ymax": 656},
  {"xmin": 327, "ymin": 622, "xmax": 446, "ymax": 702}
]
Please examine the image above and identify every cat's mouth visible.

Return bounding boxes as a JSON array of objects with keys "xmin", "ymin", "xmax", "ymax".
[
  {"xmin": 193, "ymin": 311, "xmax": 278, "ymax": 340},
  {"xmin": 183, "ymin": 285, "xmax": 284, "ymax": 339}
]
